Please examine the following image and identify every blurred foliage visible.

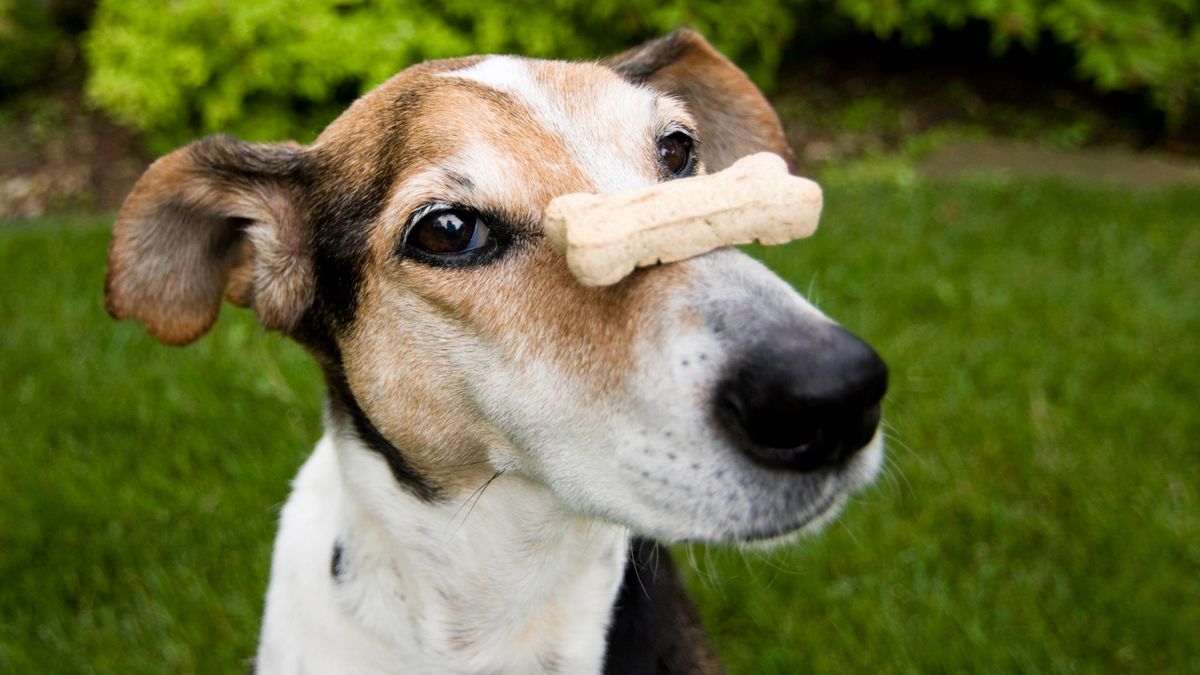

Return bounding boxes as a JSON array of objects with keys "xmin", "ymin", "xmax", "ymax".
[
  {"xmin": 83, "ymin": 0, "xmax": 794, "ymax": 151},
  {"xmin": 0, "ymin": 0, "xmax": 64, "ymax": 91},
  {"xmin": 833, "ymin": 0, "xmax": 1200, "ymax": 128},
  {"xmin": 71, "ymin": 0, "xmax": 1200, "ymax": 150}
]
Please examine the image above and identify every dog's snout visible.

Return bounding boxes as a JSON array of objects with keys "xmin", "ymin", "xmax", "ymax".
[{"xmin": 715, "ymin": 324, "xmax": 888, "ymax": 472}]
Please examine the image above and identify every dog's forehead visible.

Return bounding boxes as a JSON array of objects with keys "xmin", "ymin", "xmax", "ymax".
[
  {"xmin": 439, "ymin": 56, "xmax": 663, "ymax": 184},
  {"xmin": 436, "ymin": 56, "xmax": 688, "ymax": 193}
]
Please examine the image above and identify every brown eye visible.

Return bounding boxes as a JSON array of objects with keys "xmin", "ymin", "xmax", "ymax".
[
  {"xmin": 658, "ymin": 132, "xmax": 695, "ymax": 177},
  {"xmin": 409, "ymin": 209, "xmax": 490, "ymax": 256}
]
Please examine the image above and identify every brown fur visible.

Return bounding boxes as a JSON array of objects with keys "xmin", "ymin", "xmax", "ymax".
[{"xmin": 105, "ymin": 140, "xmax": 309, "ymax": 345}]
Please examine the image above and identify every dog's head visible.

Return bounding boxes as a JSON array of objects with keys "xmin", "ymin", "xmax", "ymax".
[{"xmin": 106, "ymin": 29, "xmax": 886, "ymax": 543}]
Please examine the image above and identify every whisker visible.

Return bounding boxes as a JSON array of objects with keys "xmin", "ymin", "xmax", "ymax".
[
  {"xmin": 629, "ymin": 540, "xmax": 652, "ymax": 600},
  {"xmin": 445, "ymin": 470, "xmax": 503, "ymax": 539}
]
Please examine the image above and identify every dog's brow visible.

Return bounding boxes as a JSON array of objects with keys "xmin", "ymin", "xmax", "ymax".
[
  {"xmin": 374, "ymin": 163, "xmax": 542, "ymax": 256},
  {"xmin": 447, "ymin": 172, "xmax": 474, "ymax": 191},
  {"xmin": 441, "ymin": 56, "xmax": 662, "ymax": 193}
]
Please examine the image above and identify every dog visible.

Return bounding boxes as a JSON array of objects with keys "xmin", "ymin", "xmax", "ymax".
[{"xmin": 105, "ymin": 28, "xmax": 887, "ymax": 675}]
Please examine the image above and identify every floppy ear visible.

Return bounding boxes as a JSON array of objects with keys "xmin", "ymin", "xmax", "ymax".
[
  {"xmin": 105, "ymin": 135, "xmax": 313, "ymax": 346},
  {"xmin": 605, "ymin": 28, "xmax": 795, "ymax": 173}
]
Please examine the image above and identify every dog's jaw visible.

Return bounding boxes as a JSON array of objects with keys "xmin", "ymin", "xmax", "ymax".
[{"xmin": 257, "ymin": 431, "xmax": 630, "ymax": 674}]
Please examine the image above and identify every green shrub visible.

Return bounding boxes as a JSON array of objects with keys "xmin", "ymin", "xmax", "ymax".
[
  {"xmin": 832, "ymin": 0, "xmax": 1200, "ymax": 127},
  {"xmin": 85, "ymin": 0, "xmax": 1199, "ymax": 151},
  {"xmin": 0, "ymin": 0, "xmax": 64, "ymax": 91},
  {"xmin": 84, "ymin": 0, "xmax": 794, "ymax": 151}
]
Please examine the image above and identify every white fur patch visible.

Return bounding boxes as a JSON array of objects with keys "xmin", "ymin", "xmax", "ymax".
[
  {"xmin": 256, "ymin": 429, "xmax": 629, "ymax": 674},
  {"xmin": 442, "ymin": 56, "xmax": 661, "ymax": 193}
]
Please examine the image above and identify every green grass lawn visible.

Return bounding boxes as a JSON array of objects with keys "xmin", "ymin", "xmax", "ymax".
[{"xmin": 2, "ymin": 177, "xmax": 1197, "ymax": 673}]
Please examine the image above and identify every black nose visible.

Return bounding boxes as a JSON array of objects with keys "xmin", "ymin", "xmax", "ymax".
[{"xmin": 715, "ymin": 324, "xmax": 888, "ymax": 472}]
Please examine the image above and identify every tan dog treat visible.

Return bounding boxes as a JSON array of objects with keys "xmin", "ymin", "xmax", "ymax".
[{"xmin": 543, "ymin": 152, "xmax": 823, "ymax": 286}]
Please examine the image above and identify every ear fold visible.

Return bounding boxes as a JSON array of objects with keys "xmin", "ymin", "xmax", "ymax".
[
  {"xmin": 105, "ymin": 135, "xmax": 313, "ymax": 345},
  {"xmin": 605, "ymin": 28, "xmax": 796, "ymax": 174}
]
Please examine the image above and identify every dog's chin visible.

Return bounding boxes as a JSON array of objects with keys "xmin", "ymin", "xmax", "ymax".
[
  {"xmin": 732, "ymin": 492, "xmax": 849, "ymax": 548},
  {"xmin": 732, "ymin": 433, "xmax": 884, "ymax": 547},
  {"xmin": 624, "ymin": 432, "xmax": 885, "ymax": 546}
]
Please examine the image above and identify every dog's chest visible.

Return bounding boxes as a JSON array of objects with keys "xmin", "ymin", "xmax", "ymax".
[
  {"xmin": 261, "ymin": 437, "xmax": 630, "ymax": 674},
  {"xmin": 331, "ymin": 532, "xmax": 627, "ymax": 674}
]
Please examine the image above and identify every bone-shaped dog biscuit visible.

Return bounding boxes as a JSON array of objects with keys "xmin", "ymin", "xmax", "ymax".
[{"xmin": 543, "ymin": 152, "xmax": 822, "ymax": 286}]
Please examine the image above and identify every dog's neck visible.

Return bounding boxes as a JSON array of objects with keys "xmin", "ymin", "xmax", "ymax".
[{"xmin": 261, "ymin": 424, "xmax": 630, "ymax": 673}]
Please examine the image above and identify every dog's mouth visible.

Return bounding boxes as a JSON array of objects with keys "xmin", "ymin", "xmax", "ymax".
[
  {"xmin": 612, "ymin": 426, "xmax": 885, "ymax": 544},
  {"xmin": 734, "ymin": 489, "xmax": 847, "ymax": 544},
  {"xmin": 736, "ymin": 427, "xmax": 885, "ymax": 544}
]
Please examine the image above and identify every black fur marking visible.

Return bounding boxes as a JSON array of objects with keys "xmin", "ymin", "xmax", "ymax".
[
  {"xmin": 324, "ymin": 361, "xmax": 441, "ymax": 502},
  {"xmin": 302, "ymin": 148, "xmax": 398, "ymax": 332},
  {"xmin": 603, "ymin": 538, "xmax": 725, "ymax": 675},
  {"xmin": 198, "ymin": 89, "xmax": 438, "ymax": 502},
  {"xmin": 331, "ymin": 540, "xmax": 345, "ymax": 582},
  {"xmin": 296, "ymin": 87, "xmax": 430, "ymax": 333}
]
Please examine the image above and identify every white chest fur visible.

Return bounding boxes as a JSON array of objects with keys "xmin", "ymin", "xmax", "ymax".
[{"xmin": 255, "ymin": 433, "xmax": 630, "ymax": 674}]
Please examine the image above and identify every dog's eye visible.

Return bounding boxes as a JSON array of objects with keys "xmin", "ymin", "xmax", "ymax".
[
  {"xmin": 658, "ymin": 132, "xmax": 695, "ymax": 178},
  {"xmin": 409, "ymin": 209, "xmax": 491, "ymax": 256}
]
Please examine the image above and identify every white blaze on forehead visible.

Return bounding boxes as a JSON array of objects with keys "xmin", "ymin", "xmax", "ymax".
[{"xmin": 441, "ymin": 56, "xmax": 661, "ymax": 192}]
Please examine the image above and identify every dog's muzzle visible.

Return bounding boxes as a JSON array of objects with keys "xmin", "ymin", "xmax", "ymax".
[{"xmin": 714, "ymin": 323, "xmax": 888, "ymax": 472}]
